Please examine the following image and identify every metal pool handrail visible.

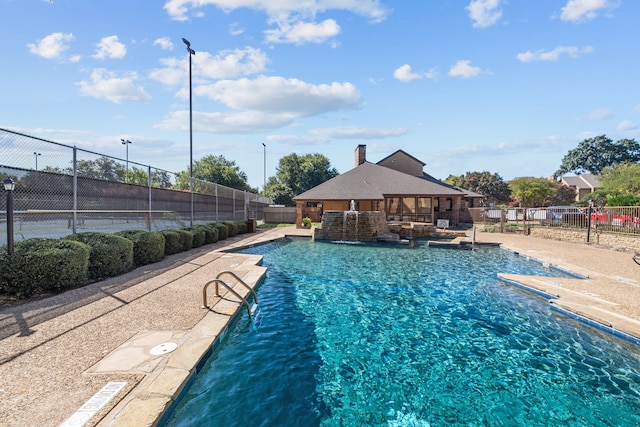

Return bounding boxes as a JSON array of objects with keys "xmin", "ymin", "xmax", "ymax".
[
  {"xmin": 201, "ymin": 271, "xmax": 258, "ymax": 318},
  {"xmin": 201, "ymin": 279, "xmax": 253, "ymax": 318},
  {"xmin": 216, "ymin": 271, "xmax": 259, "ymax": 305}
]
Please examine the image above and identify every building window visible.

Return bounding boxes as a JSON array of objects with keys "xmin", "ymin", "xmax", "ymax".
[{"xmin": 445, "ymin": 198, "xmax": 453, "ymax": 211}]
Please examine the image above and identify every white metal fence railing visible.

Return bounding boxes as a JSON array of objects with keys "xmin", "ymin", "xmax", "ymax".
[{"xmin": 0, "ymin": 127, "xmax": 271, "ymax": 244}]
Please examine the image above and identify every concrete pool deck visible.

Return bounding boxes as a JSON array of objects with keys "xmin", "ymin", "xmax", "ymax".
[{"xmin": 0, "ymin": 226, "xmax": 638, "ymax": 426}]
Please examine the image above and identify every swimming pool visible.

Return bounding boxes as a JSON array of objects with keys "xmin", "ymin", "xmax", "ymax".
[{"xmin": 165, "ymin": 239, "xmax": 640, "ymax": 426}]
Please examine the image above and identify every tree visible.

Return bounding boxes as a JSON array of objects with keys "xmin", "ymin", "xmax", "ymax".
[
  {"xmin": 509, "ymin": 177, "xmax": 557, "ymax": 208},
  {"xmin": 600, "ymin": 162, "xmax": 640, "ymax": 195},
  {"xmin": 546, "ymin": 182, "xmax": 577, "ymax": 206},
  {"xmin": 126, "ymin": 167, "xmax": 150, "ymax": 186},
  {"xmin": 75, "ymin": 156, "xmax": 125, "ymax": 181},
  {"xmin": 264, "ymin": 153, "xmax": 339, "ymax": 206},
  {"xmin": 175, "ymin": 155, "xmax": 252, "ymax": 192},
  {"xmin": 446, "ymin": 171, "xmax": 511, "ymax": 205},
  {"xmin": 556, "ymin": 135, "xmax": 640, "ymax": 176}
]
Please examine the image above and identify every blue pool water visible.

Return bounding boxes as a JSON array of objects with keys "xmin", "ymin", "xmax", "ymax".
[{"xmin": 166, "ymin": 240, "xmax": 640, "ymax": 426}]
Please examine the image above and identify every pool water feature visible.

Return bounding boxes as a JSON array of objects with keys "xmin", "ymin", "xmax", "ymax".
[{"xmin": 165, "ymin": 240, "xmax": 640, "ymax": 426}]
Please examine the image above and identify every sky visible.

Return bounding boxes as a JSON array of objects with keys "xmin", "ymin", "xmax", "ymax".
[{"xmin": 1, "ymin": 0, "xmax": 639, "ymax": 191}]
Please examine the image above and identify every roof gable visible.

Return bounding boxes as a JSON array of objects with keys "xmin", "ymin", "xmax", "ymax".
[{"xmin": 377, "ymin": 149, "xmax": 426, "ymax": 167}]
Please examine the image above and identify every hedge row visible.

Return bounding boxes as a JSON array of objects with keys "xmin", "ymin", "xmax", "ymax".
[{"xmin": 0, "ymin": 221, "xmax": 251, "ymax": 299}]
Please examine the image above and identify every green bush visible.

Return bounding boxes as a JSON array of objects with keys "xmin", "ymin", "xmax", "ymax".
[
  {"xmin": 115, "ymin": 230, "xmax": 165, "ymax": 266},
  {"xmin": 1, "ymin": 239, "xmax": 90, "ymax": 298},
  {"xmin": 203, "ymin": 222, "xmax": 220, "ymax": 243},
  {"xmin": 195, "ymin": 224, "xmax": 217, "ymax": 244},
  {"xmin": 65, "ymin": 232, "xmax": 133, "ymax": 280},
  {"xmin": 176, "ymin": 229, "xmax": 194, "ymax": 252},
  {"xmin": 214, "ymin": 223, "xmax": 229, "ymax": 240},
  {"xmin": 224, "ymin": 222, "xmax": 238, "ymax": 237},
  {"xmin": 236, "ymin": 221, "xmax": 248, "ymax": 234},
  {"xmin": 161, "ymin": 230, "xmax": 181, "ymax": 255},
  {"xmin": 184, "ymin": 227, "xmax": 205, "ymax": 248}
]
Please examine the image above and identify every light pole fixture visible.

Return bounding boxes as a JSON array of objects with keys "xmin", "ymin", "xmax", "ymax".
[
  {"xmin": 33, "ymin": 152, "xmax": 41, "ymax": 171},
  {"xmin": 262, "ymin": 143, "xmax": 266, "ymax": 193},
  {"xmin": 121, "ymin": 139, "xmax": 132, "ymax": 182},
  {"xmin": 4, "ymin": 178, "xmax": 15, "ymax": 255},
  {"xmin": 183, "ymin": 37, "xmax": 196, "ymax": 226}
]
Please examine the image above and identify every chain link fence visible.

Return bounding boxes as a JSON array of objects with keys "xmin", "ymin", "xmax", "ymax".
[{"xmin": 0, "ymin": 128, "xmax": 270, "ymax": 244}]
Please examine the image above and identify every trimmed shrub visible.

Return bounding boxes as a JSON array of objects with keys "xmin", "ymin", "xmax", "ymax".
[
  {"xmin": 236, "ymin": 221, "xmax": 248, "ymax": 234},
  {"xmin": 65, "ymin": 232, "xmax": 133, "ymax": 280},
  {"xmin": 204, "ymin": 222, "xmax": 220, "ymax": 243},
  {"xmin": 195, "ymin": 224, "xmax": 217, "ymax": 245},
  {"xmin": 115, "ymin": 230, "xmax": 165, "ymax": 266},
  {"xmin": 184, "ymin": 227, "xmax": 205, "ymax": 248},
  {"xmin": 214, "ymin": 223, "xmax": 229, "ymax": 240},
  {"xmin": 224, "ymin": 222, "xmax": 238, "ymax": 237},
  {"xmin": 161, "ymin": 230, "xmax": 181, "ymax": 255},
  {"xmin": 176, "ymin": 229, "xmax": 194, "ymax": 252},
  {"xmin": 1, "ymin": 239, "xmax": 90, "ymax": 298}
]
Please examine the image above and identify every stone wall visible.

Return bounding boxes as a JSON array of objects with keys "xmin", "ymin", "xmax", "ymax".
[
  {"xmin": 529, "ymin": 227, "xmax": 640, "ymax": 253},
  {"xmin": 314, "ymin": 211, "xmax": 388, "ymax": 241}
]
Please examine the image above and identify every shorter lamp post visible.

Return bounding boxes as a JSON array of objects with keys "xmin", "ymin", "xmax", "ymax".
[
  {"xmin": 4, "ymin": 178, "xmax": 15, "ymax": 255},
  {"xmin": 121, "ymin": 139, "xmax": 132, "ymax": 182},
  {"xmin": 34, "ymin": 152, "xmax": 41, "ymax": 171}
]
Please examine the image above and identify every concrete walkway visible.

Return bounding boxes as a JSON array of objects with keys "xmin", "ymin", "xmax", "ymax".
[{"xmin": 0, "ymin": 226, "xmax": 638, "ymax": 427}]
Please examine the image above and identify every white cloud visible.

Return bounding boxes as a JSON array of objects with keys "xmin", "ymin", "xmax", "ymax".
[
  {"xmin": 77, "ymin": 69, "xmax": 152, "ymax": 103},
  {"xmin": 265, "ymin": 19, "xmax": 340, "ymax": 44},
  {"xmin": 92, "ymin": 36, "xmax": 127, "ymax": 60},
  {"xmin": 618, "ymin": 120, "xmax": 638, "ymax": 131},
  {"xmin": 560, "ymin": 0, "xmax": 618, "ymax": 23},
  {"xmin": 448, "ymin": 60, "xmax": 482, "ymax": 78},
  {"xmin": 393, "ymin": 64, "xmax": 438, "ymax": 82},
  {"xmin": 580, "ymin": 108, "xmax": 613, "ymax": 121},
  {"xmin": 153, "ymin": 37, "xmax": 174, "ymax": 50},
  {"xmin": 163, "ymin": 0, "xmax": 390, "ymax": 23},
  {"xmin": 27, "ymin": 32, "xmax": 74, "ymax": 59},
  {"xmin": 466, "ymin": 0, "xmax": 502, "ymax": 28},
  {"xmin": 229, "ymin": 22, "xmax": 245, "ymax": 36},
  {"xmin": 310, "ymin": 126, "xmax": 408, "ymax": 139},
  {"xmin": 157, "ymin": 109, "xmax": 299, "ymax": 133},
  {"xmin": 149, "ymin": 47, "xmax": 269, "ymax": 86},
  {"xmin": 157, "ymin": 75, "xmax": 361, "ymax": 133},
  {"xmin": 393, "ymin": 64, "xmax": 421, "ymax": 82},
  {"xmin": 517, "ymin": 45, "xmax": 593, "ymax": 62},
  {"xmin": 195, "ymin": 76, "xmax": 360, "ymax": 116}
]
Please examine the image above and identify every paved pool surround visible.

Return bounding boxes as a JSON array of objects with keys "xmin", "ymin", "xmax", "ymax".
[{"xmin": 0, "ymin": 226, "xmax": 638, "ymax": 426}]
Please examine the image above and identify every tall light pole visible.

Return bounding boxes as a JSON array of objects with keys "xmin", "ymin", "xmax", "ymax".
[
  {"xmin": 262, "ymin": 143, "xmax": 266, "ymax": 193},
  {"xmin": 183, "ymin": 37, "xmax": 196, "ymax": 226},
  {"xmin": 33, "ymin": 152, "xmax": 41, "ymax": 171},
  {"xmin": 3, "ymin": 178, "xmax": 15, "ymax": 255},
  {"xmin": 121, "ymin": 139, "xmax": 132, "ymax": 182}
]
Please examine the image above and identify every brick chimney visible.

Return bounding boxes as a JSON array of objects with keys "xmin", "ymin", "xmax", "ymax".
[{"xmin": 355, "ymin": 144, "xmax": 366, "ymax": 167}]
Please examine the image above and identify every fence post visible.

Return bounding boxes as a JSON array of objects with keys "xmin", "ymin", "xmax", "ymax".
[
  {"xmin": 586, "ymin": 200, "xmax": 592, "ymax": 243},
  {"xmin": 215, "ymin": 184, "xmax": 219, "ymax": 222},
  {"xmin": 147, "ymin": 165, "xmax": 152, "ymax": 231},
  {"xmin": 72, "ymin": 146, "xmax": 78, "ymax": 234}
]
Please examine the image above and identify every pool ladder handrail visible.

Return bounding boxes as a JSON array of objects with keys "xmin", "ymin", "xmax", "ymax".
[{"xmin": 201, "ymin": 271, "xmax": 259, "ymax": 319}]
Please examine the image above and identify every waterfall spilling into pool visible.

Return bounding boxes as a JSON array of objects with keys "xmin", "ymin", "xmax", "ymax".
[{"xmin": 314, "ymin": 210, "xmax": 388, "ymax": 242}]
